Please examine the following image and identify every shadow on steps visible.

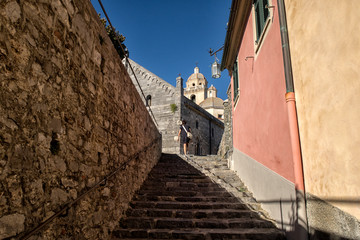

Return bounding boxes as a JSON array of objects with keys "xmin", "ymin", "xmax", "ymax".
[{"xmin": 111, "ymin": 153, "xmax": 286, "ymax": 240}]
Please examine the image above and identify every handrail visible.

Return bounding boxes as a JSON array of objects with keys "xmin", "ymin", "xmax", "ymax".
[
  {"xmin": 97, "ymin": 0, "xmax": 158, "ymax": 126},
  {"xmin": 19, "ymin": 136, "xmax": 161, "ymax": 240}
]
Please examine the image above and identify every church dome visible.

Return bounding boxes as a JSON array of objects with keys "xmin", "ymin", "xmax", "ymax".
[
  {"xmin": 199, "ymin": 97, "xmax": 224, "ymax": 109},
  {"xmin": 186, "ymin": 67, "xmax": 208, "ymax": 88},
  {"xmin": 188, "ymin": 72, "xmax": 206, "ymax": 81}
]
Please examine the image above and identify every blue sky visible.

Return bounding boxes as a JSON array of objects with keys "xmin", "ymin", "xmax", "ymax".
[{"xmin": 90, "ymin": 0, "xmax": 232, "ymax": 100}]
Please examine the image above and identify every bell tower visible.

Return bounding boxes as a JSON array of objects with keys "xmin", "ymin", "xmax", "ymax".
[{"xmin": 184, "ymin": 66, "xmax": 208, "ymax": 105}]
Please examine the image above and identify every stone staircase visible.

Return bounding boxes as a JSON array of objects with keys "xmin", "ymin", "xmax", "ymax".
[
  {"xmin": 184, "ymin": 155, "xmax": 268, "ymax": 218},
  {"xmin": 111, "ymin": 154, "xmax": 286, "ymax": 239}
]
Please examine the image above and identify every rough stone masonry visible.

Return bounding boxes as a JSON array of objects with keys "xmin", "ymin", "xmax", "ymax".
[{"xmin": 0, "ymin": 0, "xmax": 161, "ymax": 239}]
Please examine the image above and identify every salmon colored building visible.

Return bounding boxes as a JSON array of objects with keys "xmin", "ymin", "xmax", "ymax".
[{"xmin": 221, "ymin": 1, "xmax": 360, "ymax": 239}]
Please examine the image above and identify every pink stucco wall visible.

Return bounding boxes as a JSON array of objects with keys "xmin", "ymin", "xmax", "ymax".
[{"xmin": 231, "ymin": 4, "xmax": 295, "ymax": 182}]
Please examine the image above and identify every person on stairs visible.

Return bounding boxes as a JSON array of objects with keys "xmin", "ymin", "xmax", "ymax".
[{"xmin": 178, "ymin": 120, "xmax": 191, "ymax": 156}]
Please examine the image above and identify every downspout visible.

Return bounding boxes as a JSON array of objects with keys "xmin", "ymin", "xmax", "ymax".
[{"xmin": 277, "ymin": 0, "xmax": 309, "ymax": 238}]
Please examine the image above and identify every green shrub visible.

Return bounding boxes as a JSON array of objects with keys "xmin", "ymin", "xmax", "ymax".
[{"xmin": 170, "ymin": 103, "xmax": 178, "ymax": 113}]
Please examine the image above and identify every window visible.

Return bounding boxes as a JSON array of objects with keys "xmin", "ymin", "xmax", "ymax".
[
  {"xmin": 232, "ymin": 59, "xmax": 239, "ymax": 102},
  {"xmin": 254, "ymin": 0, "xmax": 270, "ymax": 42},
  {"xmin": 196, "ymin": 120, "xmax": 199, "ymax": 129},
  {"xmin": 218, "ymin": 114, "xmax": 223, "ymax": 119},
  {"xmin": 191, "ymin": 95, "xmax": 196, "ymax": 102},
  {"xmin": 146, "ymin": 95, "xmax": 151, "ymax": 106}
]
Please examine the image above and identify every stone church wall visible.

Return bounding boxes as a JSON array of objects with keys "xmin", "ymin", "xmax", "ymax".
[
  {"xmin": 0, "ymin": 0, "xmax": 161, "ymax": 239},
  {"xmin": 126, "ymin": 60, "xmax": 224, "ymax": 155},
  {"xmin": 182, "ymin": 97, "xmax": 224, "ymax": 155},
  {"xmin": 125, "ymin": 59, "xmax": 181, "ymax": 154}
]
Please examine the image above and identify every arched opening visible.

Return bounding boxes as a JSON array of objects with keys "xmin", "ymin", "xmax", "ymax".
[
  {"xmin": 146, "ymin": 95, "xmax": 151, "ymax": 107},
  {"xmin": 190, "ymin": 95, "xmax": 196, "ymax": 102}
]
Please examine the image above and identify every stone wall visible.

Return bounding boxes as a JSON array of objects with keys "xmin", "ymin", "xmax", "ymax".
[
  {"xmin": 0, "ymin": 0, "xmax": 161, "ymax": 239},
  {"xmin": 125, "ymin": 59, "xmax": 181, "ymax": 154},
  {"xmin": 217, "ymin": 84, "xmax": 233, "ymax": 161},
  {"xmin": 182, "ymin": 96, "xmax": 224, "ymax": 156}
]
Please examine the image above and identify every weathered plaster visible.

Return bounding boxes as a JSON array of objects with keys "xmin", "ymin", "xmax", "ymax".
[
  {"xmin": 285, "ymin": 0, "xmax": 360, "ymax": 220},
  {"xmin": 232, "ymin": 2, "xmax": 295, "ymax": 182}
]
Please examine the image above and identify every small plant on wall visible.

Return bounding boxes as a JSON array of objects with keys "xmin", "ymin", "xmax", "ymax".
[{"xmin": 170, "ymin": 103, "xmax": 178, "ymax": 113}]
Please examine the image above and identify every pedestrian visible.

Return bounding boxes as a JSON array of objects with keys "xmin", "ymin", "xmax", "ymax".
[{"xmin": 178, "ymin": 120, "xmax": 191, "ymax": 156}]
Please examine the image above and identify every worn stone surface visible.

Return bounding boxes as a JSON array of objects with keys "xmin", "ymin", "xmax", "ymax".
[
  {"xmin": 184, "ymin": 155, "xmax": 270, "ymax": 218},
  {"xmin": 0, "ymin": 0, "xmax": 161, "ymax": 239},
  {"xmin": 112, "ymin": 154, "xmax": 285, "ymax": 239},
  {"xmin": 217, "ymin": 85, "xmax": 233, "ymax": 161},
  {"xmin": 0, "ymin": 213, "xmax": 25, "ymax": 239}
]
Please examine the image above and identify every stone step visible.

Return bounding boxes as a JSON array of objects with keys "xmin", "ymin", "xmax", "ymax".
[
  {"xmin": 111, "ymin": 154, "xmax": 284, "ymax": 240},
  {"xmin": 141, "ymin": 179, "xmax": 221, "ymax": 185},
  {"xmin": 139, "ymin": 185, "xmax": 227, "ymax": 192},
  {"xmin": 137, "ymin": 190, "xmax": 198, "ymax": 197},
  {"xmin": 112, "ymin": 228, "xmax": 286, "ymax": 240},
  {"xmin": 133, "ymin": 195, "xmax": 241, "ymax": 203},
  {"xmin": 130, "ymin": 201, "xmax": 248, "ymax": 210},
  {"xmin": 126, "ymin": 208, "xmax": 261, "ymax": 219},
  {"xmin": 119, "ymin": 217, "xmax": 275, "ymax": 229},
  {"xmin": 136, "ymin": 190, "xmax": 234, "ymax": 198},
  {"xmin": 145, "ymin": 177, "xmax": 214, "ymax": 183}
]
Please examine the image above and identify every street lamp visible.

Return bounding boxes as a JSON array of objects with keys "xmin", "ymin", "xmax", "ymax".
[{"xmin": 209, "ymin": 46, "xmax": 224, "ymax": 79}]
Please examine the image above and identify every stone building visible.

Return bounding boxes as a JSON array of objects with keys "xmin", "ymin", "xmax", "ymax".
[
  {"xmin": 220, "ymin": 0, "xmax": 360, "ymax": 239},
  {"xmin": 125, "ymin": 59, "xmax": 224, "ymax": 155},
  {"xmin": 199, "ymin": 85, "xmax": 224, "ymax": 120}
]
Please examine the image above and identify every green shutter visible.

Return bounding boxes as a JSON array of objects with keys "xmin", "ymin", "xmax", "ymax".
[{"xmin": 254, "ymin": 0, "xmax": 269, "ymax": 41}]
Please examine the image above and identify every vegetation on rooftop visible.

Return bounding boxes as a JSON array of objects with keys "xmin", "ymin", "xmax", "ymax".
[{"xmin": 99, "ymin": 14, "xmax": 129, "ymax": 59}]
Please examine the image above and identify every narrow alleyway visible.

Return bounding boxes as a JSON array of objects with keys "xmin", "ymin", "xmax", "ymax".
[{"xmin": 111, "ymin": 154, "xmax": 285, "ymax": 239}]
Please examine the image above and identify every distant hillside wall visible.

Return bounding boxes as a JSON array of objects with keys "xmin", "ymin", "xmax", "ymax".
[
  {"xmin": 125, "ymin": 59, "xmax": 181, "ymax": 154},
  {"xmin": 0, "ymin": 0, "xmax": 161, "ymax": 239}
]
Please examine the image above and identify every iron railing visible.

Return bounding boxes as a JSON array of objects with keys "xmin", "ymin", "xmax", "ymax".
[{"xmin": 20, "ymin": 136, "xmax": 161, "ymax": 240}]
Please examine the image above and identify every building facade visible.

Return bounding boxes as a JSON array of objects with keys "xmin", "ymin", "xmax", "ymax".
[
  {"xmin": 221, "ymin": 0, "xmax": 360, "ymax": 239},
  {"xmin": 125, "ymin": 59, "xmax": 224, "ymax": 155}
]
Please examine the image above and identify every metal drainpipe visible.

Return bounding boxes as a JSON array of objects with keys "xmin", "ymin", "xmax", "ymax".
[{"xmin": 277, "ymin": 0, "xmax": 309, "ymax": 238}]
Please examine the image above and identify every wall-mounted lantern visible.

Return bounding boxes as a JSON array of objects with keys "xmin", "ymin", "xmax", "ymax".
[
  {"xmin": 209, "ymin": 46, "xmax": 224, "ymax": 79},
  {"xmin": 211, "ymin": 61, "xmax": 221, "ymax": 79}
]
